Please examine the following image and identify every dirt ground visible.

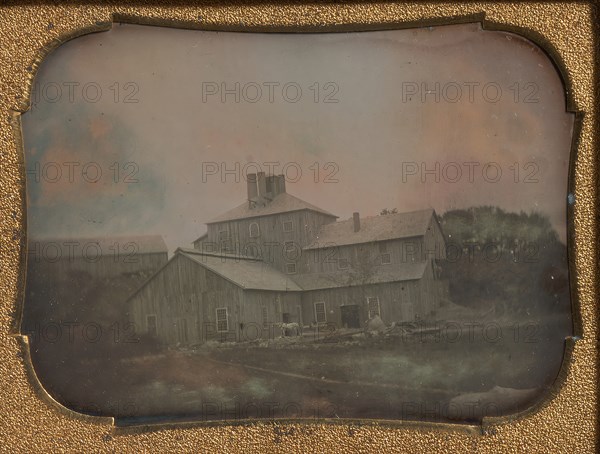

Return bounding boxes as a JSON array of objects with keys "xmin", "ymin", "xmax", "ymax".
[{"xmin": 37, "ymin": 313, "xmax": 567, "ymax": 426}]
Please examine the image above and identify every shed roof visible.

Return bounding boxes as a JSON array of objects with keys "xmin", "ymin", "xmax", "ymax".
[
  {"xmin": 206, "ymin": 192, "xmax": 337, "ymax": 224},
  {"xmin": 291, "ymin": 260, "xmax": 428, "ymax": 290},
  {"xmin": 304, "ymin": 209, "xmax": 436, "ymax": 249},
  {"xmin": 178, "ymin": 248, "xmax": 302, "ymax": 292}
]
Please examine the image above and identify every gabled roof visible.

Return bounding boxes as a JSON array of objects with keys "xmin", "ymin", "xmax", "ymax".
[
  {"xmin": 178, "ymin": 248, "xmax": 302, "ymax": 291},
  {"xmin": 304, "ymin": 209, "xmax": 437, "ymax": 250},
  {"xmin": 28, "ymin": 234, "xmax": 168, "ymax": 256},
  {"xmin": 291, "ymin": 261, "xmax": 428, "ymax": 290},
  {"xmin": 206, "ymin": 192, "xmax": 337, "ymax": 224}
]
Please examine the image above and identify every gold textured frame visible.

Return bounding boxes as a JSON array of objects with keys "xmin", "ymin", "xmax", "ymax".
[{"xmin": 1, "ymin": 2, "xmax": 597, "ymax": 451}]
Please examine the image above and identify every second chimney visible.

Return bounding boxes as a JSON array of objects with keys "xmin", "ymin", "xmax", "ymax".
[
  {"xmin": 247, "ymin": 173, "xmax": 258, "ymax": 201},
  {"xmin": 257, "ymin": 171, "xmax": 267, "ymax": 198},
  {"xmin": 277, "ymin": 174, "xmax": 286, "ymax": 195},
  {"xmin": 353, "ymin": 212, "xmax": 360, "ymax": 232}
]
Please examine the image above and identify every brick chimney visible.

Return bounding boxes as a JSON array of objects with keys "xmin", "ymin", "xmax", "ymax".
[
  {"xmin": 353, "ymin": 212, "xmax": 360, "ymax": 232},
  {"xmin": 257, "ymin": 171, "xmax": 267, "ymax": 198},
  {"xmin": 247, "ymin": 173, "xmax": 258, "ymax": 201},
  {"xmin": 277, "ymin": 174, "xmax": 286, "ymax": 194},
  {"xmin": 266, "ymin": 174, "xmax": 287, "ymax": 198}
]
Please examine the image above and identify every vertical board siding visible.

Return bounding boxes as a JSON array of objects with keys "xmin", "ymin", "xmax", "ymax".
[
  {"xmin": 130, "ymin": 212, "xmax": 448, "ymax": 345},
  {"xmin": 205, "ymin": 210, "xmax": 336, "ymax": 274}
]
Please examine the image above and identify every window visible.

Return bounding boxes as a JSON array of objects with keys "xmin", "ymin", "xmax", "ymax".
[
  {"xmin": 284, "ymin": 241, "xmax": 295, "ymax": 251},
  {"xmin": 218, "ymin": 230, "xmax": 229, "ymax": 241},
  {"xmin": 286, "ymin": 263, "xmax": 297, "ymax": 274},
  {"xmin": 216, "ymin": 307, "xmax": 229, "ymax": 332},
  {"xmin": 261, "ymin": 306, "xmax": 268, "ymax": 327},
  {"xmin": 283, "ymin": 220, "xmax": 293, "ymax": 232},
  {"xmin": 379, "ymin": 242, "xmax": 391, "ymax": 264},
  {"xmin": 249, "ymin": 222, "xmax": 260, "ymax": 238},
  {"xmin": 314, "ymin": 302, "xmax": 326, "ymax": 323},
  {"xmin": 337, "ymin": 257, "xmax": 350, "ymax": 269},
  {"xmin": 367, "ymin": 296, "xmax": 381, "ymax": 319},
  {"xmin": 146, "ymin": 314, "xmax": 157, "ymax": 337}
]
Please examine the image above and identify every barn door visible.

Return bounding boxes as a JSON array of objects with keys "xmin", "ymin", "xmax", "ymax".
[{"xmin": 341, "ymin": 305, "xmax": 361, "ymax": 328}]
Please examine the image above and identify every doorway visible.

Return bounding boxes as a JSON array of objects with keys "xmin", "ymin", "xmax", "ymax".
[{"xmin": 340, "ymin": 305, "xmax": 361, "ymax": 328}]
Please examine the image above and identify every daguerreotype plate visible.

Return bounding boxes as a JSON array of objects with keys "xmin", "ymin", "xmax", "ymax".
[
  {"xmin": 2, "ymin": 2, "xmax": 598, "ymax": 452},
  {"xmin": 21, "ymin": 21, "xmax": 575, "ymax": 425}
]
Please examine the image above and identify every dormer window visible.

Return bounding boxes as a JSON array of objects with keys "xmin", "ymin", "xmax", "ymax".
[
  {"xmin": 249, "ymin": 222, "xmax": 260, "ymax": 238},
  {"xmin": 283, "ymin": 220, "xmax": 293, "ymax": 232}
]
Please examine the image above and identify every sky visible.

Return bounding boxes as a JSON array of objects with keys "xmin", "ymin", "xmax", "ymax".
[{"xmin": 22, "ymin": 22, "xmax": 574, "ymax": 253}]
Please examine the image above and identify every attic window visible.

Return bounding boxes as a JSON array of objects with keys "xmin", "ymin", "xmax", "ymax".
[
  {"xmin": 283, "ymin": 220, "xmax": 293, "ymax": 232},
  {"xmin": 286, "ymin": 263, "xmax": 297, "ymax": 274},
  {"xmin": 381, "ymin": 253, "xmax": 391, "ymax": 265},
  {"xmin": 338, "ymin": 258, "xmax": 350, "ymax": 269},
  {"xmin": 249, "ymin": 222, "xmax": 260, "ymax": 238}
]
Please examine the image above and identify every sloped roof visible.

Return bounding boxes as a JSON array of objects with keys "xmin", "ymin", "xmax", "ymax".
[
  {"xmin": 291, "ymin": 261, "xmax": 428, "ymax": 290},
  {"xmin": 28, "ymin": 234, "xmax": 168, "ymax": 256},
  {"xmin": 192, "ymin": 232, "xmax": 208, "ymax": 245},
  {"xmin": 304, "ymin": 209, "xmax": 436, "ymax": 250},
  {"xmin": 206, "ymin": 192, "xmax": 337, "ymax": 224},
  {"xmin": 179, "ymin": 249, "xmax": 302, "ymax": 291}
]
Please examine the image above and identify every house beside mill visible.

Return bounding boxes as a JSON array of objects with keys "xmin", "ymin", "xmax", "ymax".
[{"xmin": 128, "ymin": 172, "xmax": 448, "ymax": 346}]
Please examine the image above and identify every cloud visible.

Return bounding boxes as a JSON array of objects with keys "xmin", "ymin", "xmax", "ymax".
[{"xmin": 22, "ymin": 23, "xmax": 574, "ymax": 250}]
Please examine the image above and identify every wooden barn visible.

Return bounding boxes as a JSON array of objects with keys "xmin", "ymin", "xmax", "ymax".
[
  {"xmin": 128, "ymin": 249, "xmax": 302, "ymax": 345},
  {"xmin": 27, "ymin": 235, "xmax": 168, "ymax": 280},
  {"xmin": 129, "ymin": 172, "xmax": 448, "ymax": 345},
  {"xmin": 23, "ymin": 235, "xmax": 169, "ymax": 334}
]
